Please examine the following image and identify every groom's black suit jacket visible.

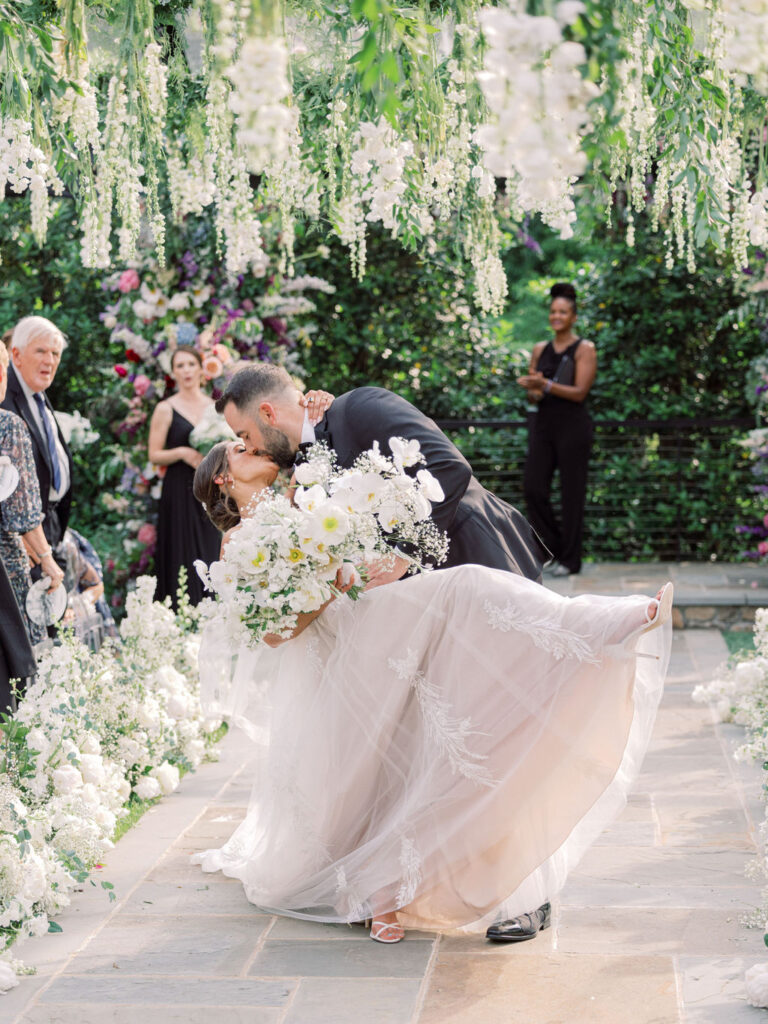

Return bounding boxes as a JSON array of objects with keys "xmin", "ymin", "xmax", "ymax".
[{"xmin": 312, "ymin": 387, "xmax": 550, "ymax": 581}]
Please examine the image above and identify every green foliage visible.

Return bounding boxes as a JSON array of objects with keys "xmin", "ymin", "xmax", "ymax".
[{"xmin": 295, "ymin": 224, "xmax": 522, "ymax": 418}]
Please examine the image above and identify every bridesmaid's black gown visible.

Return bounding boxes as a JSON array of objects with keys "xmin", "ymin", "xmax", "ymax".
[{"xmin": 155, "ymin": 408, "xmax": 221, "ymax": 610}]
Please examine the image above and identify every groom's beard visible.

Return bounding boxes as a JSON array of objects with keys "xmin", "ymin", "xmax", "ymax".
[{"xmin": 256, "ymin": 422, "xmax": 296, "ymax": 469}]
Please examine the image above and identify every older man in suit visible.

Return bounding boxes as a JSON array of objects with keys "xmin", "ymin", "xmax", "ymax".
[{"xmin": 1, "ymin": 316, "xmax": 73, "ymax": 548}]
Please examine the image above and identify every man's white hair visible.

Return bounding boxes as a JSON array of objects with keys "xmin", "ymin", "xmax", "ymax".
[{"xmin": 11, "ymin": 316, "xmax": 67, "ymax": 354}]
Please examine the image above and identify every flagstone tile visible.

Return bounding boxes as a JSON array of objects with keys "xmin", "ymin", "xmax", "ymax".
[
  {"xmin": 248, "ymin": 938, "xmax": 434, "ymax": 978},
  {"xmin": 418, "ymin": 952, "xmax": 680, "ymax": 1024},
  {"xmin": 122, "ymin": 880, "xmax": 265, "ymax": 917},
  {"xmin": 35, "ymin": 976, "xmax": 292, "ymax": 1009},
  {"xmin": 283, "ymin": 977, "xmax": 422, "ymax": 1023},
  {"xmin": 592, "ymin": 820, "xmax": 658, "ymax": 847},
  {"xmin": 267, "ymin": 918, "xmax": 372, "ymax": 940},
  {"xmin": 572, "ymin": 845, "xmax": 754, "ymax": 889},
  {"xmin": 20, "ymin": 1005, "xmax": 282, "ymax": 1023},
  {"xmin": 61, "ymin": 914, "xmax": 266, "ymax": 976},
  {"xmin": 679, "ymin": 956, "xmax": 768, "ymax": 1023},
  {"xmin": 144, "ymin": 851, "xmax": 240, "ymax": 884},
  {"xmin": 181, "ymin": 806, "xmax": 247, "ymax": 839},
  {"xmin": 559, "ymin": 879, "xmax": 758, "ymax": 911},
  {"xmin": 555, "ymin": 908, "xmax": 763, "ymax": 957}
]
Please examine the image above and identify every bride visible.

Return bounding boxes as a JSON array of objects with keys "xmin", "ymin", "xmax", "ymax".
[{"xmin": 191, "ymin": 440, "xmax": 672, "ymax": 944}]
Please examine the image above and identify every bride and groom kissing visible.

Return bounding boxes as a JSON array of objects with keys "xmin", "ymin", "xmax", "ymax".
[{"xmin": 190, "ymin": 363, "xmax": 672, "ymax": 945}]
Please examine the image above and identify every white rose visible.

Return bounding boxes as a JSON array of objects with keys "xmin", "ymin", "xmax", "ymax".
[
  {"xmin": 52, "ymin": 765, "xmax": 83, "ymax": 794},
  {"xmin": 184, "ymin": 739, "xmax": 206, "ymax": 766},
  {"xmin": 151, "ymin": 762, "xmax": 180, "ymax": 796},
  {"xmin": 26, "ymin": 728, "xmax": 51, "ymax": 760},
  {"xmin": 79, "ymin": 754, "xmax": 106, "ymax": 786},
  {"xmin": 134, "ymin": 776, "xmax": 162, "ymax": 801},
  {"xmin": 166, "ymin": 693, "xmax": 190, "ymax": 720},
  {"xmin": 81, "ymin": 733, "xmax": 102, "ymax": 755},
  {"xmin": 116, "ymin": 778, "xmax": 131, "ymax": 802},
  {"xmin": 21, "ymin": 851, "xmax": 47, "ymax": 903},
  {"xmin": 94, "ymin": 807, "xmax": 117, "ymax": 834}
]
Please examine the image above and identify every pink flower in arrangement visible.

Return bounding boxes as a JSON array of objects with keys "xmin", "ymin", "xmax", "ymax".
[
  {"xmin": 133, "ymin": 374, "xmax": 152, "ymax": 397},
  {"xmin": 114, "ymin": 364, "xmax": 128, "ymax": 378},
  {"xmin": 212, "ymin": 343, "xmax": 232, "ymax": 364},
  {"xmin": 759, "ymin": 541, "xmax": 768, "ymax": 557},
  {"xmin": 118, "ymin": 269, "xmax": 141, "ymax": 293},
  {"xmin": 763, "ymin": 513, "xmax": 768, "ymax": 529},
  {"xmin": 137, "ymin": 523, "xmax": 157, "ymax": 546},
  {"xmin": 202, "ymin": 355, "xmax": 223, "ymax": 380}
]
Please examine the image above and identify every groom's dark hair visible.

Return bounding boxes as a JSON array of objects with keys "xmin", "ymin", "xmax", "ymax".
[{"xmin": 215, "ymin": 363, "xmax": 293, "ymax": 414}]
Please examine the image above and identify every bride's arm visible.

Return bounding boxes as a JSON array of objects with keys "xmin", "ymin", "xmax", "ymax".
[{"xmin": 263, "ymin": 569, "xmax": 354, "ymax": 648}]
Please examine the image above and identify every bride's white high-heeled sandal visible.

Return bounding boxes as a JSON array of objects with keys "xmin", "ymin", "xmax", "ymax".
[
  {"xmin": 370, "ymin": 919, "xmax": 405, "ymax": 944},
  {"xmin": 640, "ymin": 582, "xmax": 674, "ymax": 635}
]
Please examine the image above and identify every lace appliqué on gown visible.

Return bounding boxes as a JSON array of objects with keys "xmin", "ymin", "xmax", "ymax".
[
  {"xmin": 335, "ymin": 866, "xmax": 365, "ymax": 923},
  {"xmin": 396, "ymin": 835, "xmax": 423, "ymax": 909},
  {"xmin": 388, "ymin": 648, "xmax": 495, "ymax": 788},
  {"xmin": 483, "ymin": 599, "xmax": 601, "ymax": 664}
]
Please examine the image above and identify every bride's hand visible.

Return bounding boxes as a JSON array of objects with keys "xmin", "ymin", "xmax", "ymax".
[
  {"xmin": 363, "ymin": 554, "xmax": 410, "ymax": 591},
  {"xmin": 302, "ymin": 389, "xmax": 334, "ymax": 426}
]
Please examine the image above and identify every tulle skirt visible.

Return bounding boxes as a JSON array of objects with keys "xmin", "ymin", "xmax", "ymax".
[{"xmin": 194, "ymin": 565, "xmax": 670, "ymax": 932}]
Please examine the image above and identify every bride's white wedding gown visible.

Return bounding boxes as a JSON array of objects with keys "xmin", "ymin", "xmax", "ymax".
[{"xmin": 194, "ymin": 565, "xmax": 671, "ymax": 932}]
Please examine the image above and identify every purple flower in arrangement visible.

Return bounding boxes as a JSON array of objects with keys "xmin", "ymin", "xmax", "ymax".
[
  {"xmin": 211, "ymin": 386, "xmax": 223, "ymax": 400},
  {"xmin": 181, "ymin": 251, "xmax": 199, "ymax": 280},
  {"xmin": 256, "ymin": 340, "xmax": 271, "ymax": 360},
  {"xmin": 233, "ymin": 338, "xmax": 251, "ymax": 355},
  {"xmin": 152, "ymin": 339, "xmax": 167, "ymax": 357},
  {"xmin": 120, "ymin": 466, "xmax": 137, "ymax": 491}
]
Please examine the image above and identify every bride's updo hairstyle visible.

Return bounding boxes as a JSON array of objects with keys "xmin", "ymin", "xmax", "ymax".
[{"xmin": 193, "ymin": 442, "xmax": 241, "ymax": 532}]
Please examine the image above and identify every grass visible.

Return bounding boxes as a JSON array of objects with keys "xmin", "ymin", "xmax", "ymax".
[{"xmin": 722, "ymin": 630, "xmax": 756, "ymax": 657}]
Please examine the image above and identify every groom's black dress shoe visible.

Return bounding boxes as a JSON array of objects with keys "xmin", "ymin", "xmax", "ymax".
[{"xmin": 485, "ymin": 902, "xmax": 551, "ymax": 942}]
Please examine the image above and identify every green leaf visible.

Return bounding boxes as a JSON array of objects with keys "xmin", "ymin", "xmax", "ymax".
[
  {"xmin": 48, "ymin": 921, "xmax": 63, "ymax": 933},
  {"xmin": 380, "ymin": 51, "xmax": 399, "ymax": 85}
]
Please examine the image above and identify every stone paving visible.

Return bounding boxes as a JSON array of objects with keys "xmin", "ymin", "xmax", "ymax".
[{"xmin": 5, "ymin": 572, "xmax": 768, "ymax": 1023}]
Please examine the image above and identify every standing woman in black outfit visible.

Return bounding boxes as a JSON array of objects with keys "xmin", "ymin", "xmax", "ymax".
[
  {"xmin": 148, "ymin": 345, "xmax": 222, "ymax": 609},
  {"xmin": 518, "ymin": 283, "xmax": 597, "ymax": 578}
]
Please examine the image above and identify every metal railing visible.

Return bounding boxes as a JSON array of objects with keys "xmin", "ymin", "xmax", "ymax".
[{"xmin": 435, "ymin": 417, "xmax": 754, "ymax": 563}]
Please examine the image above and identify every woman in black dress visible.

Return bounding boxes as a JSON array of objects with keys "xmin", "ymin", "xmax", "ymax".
[
  {"xmin": 148, "ymin": 346, "xmax": 221, "ymax": 609},
  {"xmin": 518, "ymin": 283, "xmax": 597, "ymax": 578}
]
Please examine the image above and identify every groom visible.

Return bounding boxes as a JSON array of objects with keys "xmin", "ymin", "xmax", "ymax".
[
  {"xmin": 216, "ymin": 364, "xmax": 550, "ymax": 583},
  {"xmin": 216, "ymin": 364, "xmax": 553, "ymax": 944}
]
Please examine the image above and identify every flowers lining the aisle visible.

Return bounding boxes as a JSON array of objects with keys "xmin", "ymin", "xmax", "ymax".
[
  {"xmin": 693, "ymin": 611, "xmax": 768, "ymax": 1006},
  {"xmin": 197, "ymin": 438, "xmax": 448, "ymax": 647},
  {"xmin": 0, "ymin": 578, "xmax": 221, "ymax": 978}
]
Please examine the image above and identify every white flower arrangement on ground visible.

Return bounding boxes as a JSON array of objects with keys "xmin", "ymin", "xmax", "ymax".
[
  {"xmin": 693, "ymin": 608, "xmax": 768, "ymax": 1005},
  {"xmin": 196, "ymin": 438, "xmax": 449, "ymax": 648},
  {"xmin": 0, "ymin": 578, "xmax": 221, "ymax": 986},
  {"xmin": 189, "ymin": 406, "xmax": 237, "ymax": 456}
]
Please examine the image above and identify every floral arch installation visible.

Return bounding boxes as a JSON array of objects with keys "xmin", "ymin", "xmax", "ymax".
[{"xmin": 3, "ymin": 0, "xmax": 768, "ymax": 314}]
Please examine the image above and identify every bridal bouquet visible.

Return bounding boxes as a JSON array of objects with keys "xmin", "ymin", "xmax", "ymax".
[
  {"xmin": 196, "ymin": 438, "xmax": 449, "ymax": 647},
  {"xmin": 189, "ymin": 406, "xmax": 237, "ymax": 455}
]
